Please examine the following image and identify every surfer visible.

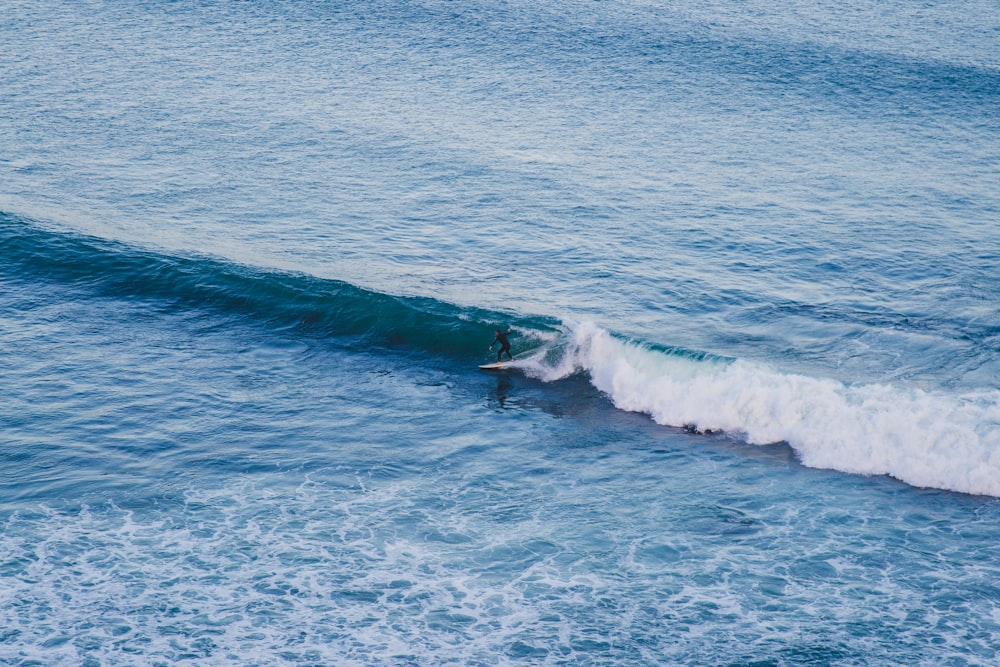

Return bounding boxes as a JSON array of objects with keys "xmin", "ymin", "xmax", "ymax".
[{"xmin": 489, "ymin": 329, "xmax": 514, "ymax": 363}]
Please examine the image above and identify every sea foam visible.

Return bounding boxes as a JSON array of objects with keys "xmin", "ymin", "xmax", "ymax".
[{"xmin": 522, "ymin": 322, "xmax": 1000, "ymax": 497}]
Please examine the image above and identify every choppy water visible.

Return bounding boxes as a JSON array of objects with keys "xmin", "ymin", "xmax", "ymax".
[{"xmin": 2, "ymin": 1, "xmax": 999, "ymax": 664}]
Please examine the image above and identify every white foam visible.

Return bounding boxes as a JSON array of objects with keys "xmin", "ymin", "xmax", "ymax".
[
  {"xmin": 0, "ymin": 482, "xmax": 653, "ymax": 665},
  {"xmin": 527, "ymin": 321, "xmax": 1000, "ymax": 497}
]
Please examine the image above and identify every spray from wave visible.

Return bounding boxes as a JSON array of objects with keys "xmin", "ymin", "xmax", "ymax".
[{"xmin": 517, "ymin": 321, "xmax": 1000, "ymax": 498}]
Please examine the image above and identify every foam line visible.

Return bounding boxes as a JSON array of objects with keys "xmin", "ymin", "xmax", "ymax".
[{"xmin": 524, "ymin": 322, "xmax": 1000, "ymax": 497}]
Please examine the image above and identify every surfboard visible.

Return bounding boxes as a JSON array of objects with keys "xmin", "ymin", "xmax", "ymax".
[{"xmin": 479, "ymin": 361, "xmax": 512, "ymax": 370}]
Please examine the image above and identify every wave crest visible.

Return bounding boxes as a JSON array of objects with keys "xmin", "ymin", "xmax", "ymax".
[{"xmin": 5, "ymin": 214, "xmax": 998, "ymax": 497}]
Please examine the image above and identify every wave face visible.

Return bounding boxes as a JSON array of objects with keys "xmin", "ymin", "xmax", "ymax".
[
  {"xmin": 522, "ymin": 322, "xmax": 1000, "ymax": 498},
  {"xmin": 0, "ymin": 213, "xmax": 552, "ymax": 360},
  {"xmin": 6, "ymin": 214, "xmax": 998, "ymax": 498}
]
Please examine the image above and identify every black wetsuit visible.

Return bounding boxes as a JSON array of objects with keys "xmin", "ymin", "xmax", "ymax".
[{"xmin": 491, "ymin": 331, "xmax": 513, "ymax": 362}]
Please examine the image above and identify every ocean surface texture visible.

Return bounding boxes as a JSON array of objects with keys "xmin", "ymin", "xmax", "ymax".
[{"xmin": 2, "ymin": 1, "xmax": 1000, "ymax": 665}]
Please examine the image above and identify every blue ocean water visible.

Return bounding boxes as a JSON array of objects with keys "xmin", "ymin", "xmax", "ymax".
[{"xmin": 2, "ymin": 0, "xmax": 1000, "ymax": 664}]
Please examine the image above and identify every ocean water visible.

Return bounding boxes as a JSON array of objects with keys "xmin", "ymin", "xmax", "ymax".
[{"xmin": 2, "ymin": 1, "xmax": 1000, "ymax": 664}]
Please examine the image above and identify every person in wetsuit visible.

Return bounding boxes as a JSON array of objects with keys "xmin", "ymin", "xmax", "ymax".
[{"xmin": 489, "ymin": 329, "xmax": 514, "ymax": 362}]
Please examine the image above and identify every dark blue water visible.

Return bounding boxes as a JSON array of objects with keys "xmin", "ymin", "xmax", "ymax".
[{"xmin": 2, "ymin": 1, "xmax": 999, "ymax": 664}]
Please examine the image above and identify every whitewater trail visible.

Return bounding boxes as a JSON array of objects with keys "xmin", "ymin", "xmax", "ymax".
[{"xmin": 521, "ymin": 321, "xmax": 1000, "ymax": 497}]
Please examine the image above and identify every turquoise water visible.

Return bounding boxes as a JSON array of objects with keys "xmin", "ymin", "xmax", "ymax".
[{"xmin": 2, "ymin": 1, "xmax": 999, "ymax": 664}]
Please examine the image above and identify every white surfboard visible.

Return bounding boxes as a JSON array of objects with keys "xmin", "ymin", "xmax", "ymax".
[{"xmin": 479, "ymin": 361, "xmax": 512, "ymax": 370}]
